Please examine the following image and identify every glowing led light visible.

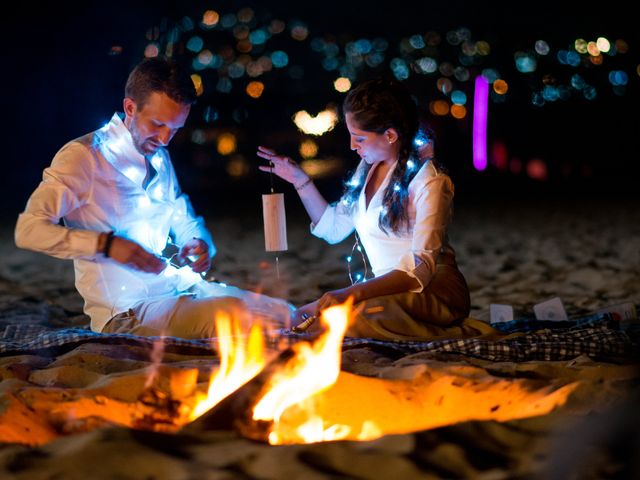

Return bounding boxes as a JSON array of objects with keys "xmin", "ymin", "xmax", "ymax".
[
  {"xmin": 574, "ymin": 39, "xmax": 588, "ymax": 54},
  {"xmin": 290, "ymin": 23, "xmax": 309, "ymax": 41},
  {"xmin": 390, "ymin": 58, "xmax": 410, "ymax": 80},
  {"xmin": 221, "ymin": 13, "xmax": 237, "ymax": 29},
  {"xmin": 535, "ymin": 40, "xmax": 550, "ymax": 55},
  {"xmin": 191, "ymin": 74, "xmax": 204, "ymax": 96},
  {"xmin": 292, "ymin": 109, "xmax": 338, "ymax": 136},
  {"xmin": 450, "ymin": 104, "xmax": 466, "ymax": 119},
  {"xmin": 461, "ymin": 40, "xmax": 477, "ymax": 56},
  {"xmin": 415, "ymin": 57, "xmax": 438, "ymax": 74},
  {"xmin": 122, "ymin": 166, "xmax": 140, "ymax": 183},
  {"xmin": 347, "ymin": 256, "xmax": 352, "ymax": 263},
  {"xmin": 526, "ymin": 158, "xmax": 548, "ymax": 181},
  {"xmin": 476, "ymin": 41, "xmax": 491, "ymax": 55},
  {"xmin": 589, "ymin": 55, "xmax": 603, "ymax": 66},
  {"xmin": 236, "ymin": 40, "xmax": 252, "ymax": 54},
  {"xmin": 201, "ymin": 10, "xmax": 219, "ymax": 27},
  {"xmin": 596, "ymin": 37, "xmax": 611, "ymax": 53},
  {"xmin": 227, "ymin": 156, "xmax": 250, "ymax": 177},
  {"xmin": 269, "ymin": 19, "xmax": 286, "ymax": 34},
  {"xmin": 216, "ymin": 76, "xmax": 232, "ymax": 94},
  {"xmin": 186, "ymin": 36, "xmax": 203, "ymax": 53},
  {"xmin": 299, "ymin": 139, "xmax": 318, "ymax": 158},
  {"xmin": 334, "ymin": 77, "xmax": 351, "ymax": 92},
  {"xmin": 454, "ymin": 67, "xmax": 470, "ymax": 82},
  {"xmin": 393, "ymin": 183, "xmax": 401, "ymax": 192},
  {"xmin": 407, "ymin": 159, "xmax": 416, "ymax": 169},
  {"xmin": 587, "ymin": 42, "xmax": 600, "ymax": 56},
  {"xmin": 430, "ymin": 100, "xmax": 450, "ymax": 116},
  {"xmin": 409, "ymin": 35, "xmax": 425, "ymax": 49},
  {"xmin": 616, "ymin": 39, "xmax": 629, "ymax": 54},
  {"xmin": 271, "ymin": 51, "xmax": 289, "ymax": 68},
  {"xmin": 493, "ymin": 79, "xmax": 508, "ymax": 95},
  {"xmin": 571, "ymin": 74, "xmax": 586, "ymax": 89},
  {"xmin": 217, "ymin": 133, "xmax": 237, "ymax": 155},
  {"xmin": 228, "ymin": 62, "xmax": 245, "ymax": 78},
  {"xmin": 347, "ymin": 177, "xmax": 360, "ymax": 188},
  {"xmin": 514, "ymin": 53, "xmax": 536, "ymax": 73},
  {"xmin": 144, "ymin": 43, "xmax": 159, "ymax": 58},
  {"xmin": 608, "ymin": 70, "xmax": 629, "ymax": 86},
  {"xmin": 436, "ymin": 78, "xmax": 452, "ymax": 94},
  {"xmin": 246, "ymin": 81, "xmax": 265, "ymax": 98},
  {"xmin": 472, "ymin": 75, "xmax": 489, "ymax": 171},
  {"xmin": 439, "ymin": 62, "xmax": 455, "ymax": 76},
  {"xmin": 451, "ymin": 90, "xmax": 467, "ymax": 105}
]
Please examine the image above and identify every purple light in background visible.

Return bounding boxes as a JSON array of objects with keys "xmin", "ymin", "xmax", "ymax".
[{"xmin": 473, "ymin": 75, "xmax": 489, "ymax": 171}]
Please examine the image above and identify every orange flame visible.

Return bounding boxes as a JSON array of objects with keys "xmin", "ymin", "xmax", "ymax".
[
  {"xmin": 186, "ymin": 299, "xmax": 576, "ymax": 446},
  {"xmin": 189, "ymin": 312, "xmax": 267, "ymax": 420},
  {"xmin": 251, "ymin": 299, "xmax": 372, "ymax": 444}
]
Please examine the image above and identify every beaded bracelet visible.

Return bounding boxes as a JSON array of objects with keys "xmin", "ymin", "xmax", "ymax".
[
  {"xmin": 294, "ymin": 177, "xmax": 313, "ymax": 192},
  {"xmin": 103, "ymin": 231, "xmax": 115, "ymax": 258}
]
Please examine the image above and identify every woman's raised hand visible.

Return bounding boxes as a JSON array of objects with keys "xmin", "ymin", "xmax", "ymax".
[{"xmin": 257, "ymin": 146, "xmax": 309, "ymax": 187}]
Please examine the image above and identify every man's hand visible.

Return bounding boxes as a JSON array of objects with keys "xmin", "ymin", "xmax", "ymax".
[
  {"xmin": 108, "ymin": 236, "xmax": 166, "ymax": 274},
  {"xmin": 177, "ymin": 238, "xmax": 211, "ymax": 273}
]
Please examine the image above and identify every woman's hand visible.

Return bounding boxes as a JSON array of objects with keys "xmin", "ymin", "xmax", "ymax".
[
  {"xmin": 292, "ymin": 301, "xmax": 319, "ymax": 328},
  {"xmin": 315, "ymin": 287, "xmax": 358, "ymax": 315},
  {"xmin": 257, "ymin": 146, "xmax": 309, "ymax": 188}
]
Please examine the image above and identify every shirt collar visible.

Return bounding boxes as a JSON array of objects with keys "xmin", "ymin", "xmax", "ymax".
[{"xmin": 96, "ymin": 113, "xmax": 149, "ymax": 187}]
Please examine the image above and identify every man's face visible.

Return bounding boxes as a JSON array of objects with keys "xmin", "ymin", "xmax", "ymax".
[{"xmin": 123, "ymin": 91, "xmax": 190, "ymax": 157}]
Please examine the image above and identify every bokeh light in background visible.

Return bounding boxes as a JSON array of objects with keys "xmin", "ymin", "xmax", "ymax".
[
  {"xmin": 7, "ymin": 0, "xmax": 637, "ymax": 216},
  {"xmin": 132, "ymin": 3, "xmax": 636, "ymax": 186}
]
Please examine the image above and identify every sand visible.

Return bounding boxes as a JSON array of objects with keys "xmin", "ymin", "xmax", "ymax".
[{"xmin": 0, "ymin": 196, "xmax": 638, "ymax": 479}]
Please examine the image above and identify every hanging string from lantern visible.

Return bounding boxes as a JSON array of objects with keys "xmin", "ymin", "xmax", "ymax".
[
  {"xmin": 269, "ymin": 160, "xmax": 275, "ymax": 194},
  {"xmin": 347, "ymin": 232, "xmax": 369, "ymax": 285},
  {"xmin": 268, "ymin": 159, "xmax": 280, "ymax": 279}
]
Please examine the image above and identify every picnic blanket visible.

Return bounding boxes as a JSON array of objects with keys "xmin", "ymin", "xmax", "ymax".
[{"xmin": 1, "ymin": 309, "xmax": 637, "ymax": 363}]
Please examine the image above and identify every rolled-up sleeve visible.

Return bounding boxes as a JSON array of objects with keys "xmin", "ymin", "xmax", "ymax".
[
  {"xmin": 15, "ymin": 143, "xmax": 101, "ymax": 259},
  {"xmin": 394, "ymin": 174, "xmax": 453, "ymax": 292},
  {"xmin": 310, "ymin": 199, "xmax": 355, "ymax": 244}
]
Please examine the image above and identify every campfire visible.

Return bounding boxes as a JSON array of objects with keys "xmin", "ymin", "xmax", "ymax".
[{"xmin": 0, "ymin": 301, "xmax": 577, "ymax": 446}]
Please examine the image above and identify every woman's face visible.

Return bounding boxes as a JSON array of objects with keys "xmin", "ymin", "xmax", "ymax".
[{"xmin": 345, "ymin": 113, "xmax": 398, "ymax": 165}]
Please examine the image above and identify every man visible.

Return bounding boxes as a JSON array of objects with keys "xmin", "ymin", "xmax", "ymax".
[{"xmin": 15, "ymin": 56, "xmax": 290, "ymax": 338}]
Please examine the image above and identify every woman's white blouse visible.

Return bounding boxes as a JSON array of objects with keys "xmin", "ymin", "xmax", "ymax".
[{"xmin": 311, "ymin": 160, "xmax": 455, "ymax": 292}]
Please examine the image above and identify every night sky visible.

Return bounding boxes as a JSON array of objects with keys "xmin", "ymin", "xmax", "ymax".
[{"xmin": 3, "ymin": 1, "xmax": 638, "ymax": 219}]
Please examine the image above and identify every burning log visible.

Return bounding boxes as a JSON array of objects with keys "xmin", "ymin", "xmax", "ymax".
[{"xmin": 186, "ymin": 347, "xmax": 298, "ymax": 438}]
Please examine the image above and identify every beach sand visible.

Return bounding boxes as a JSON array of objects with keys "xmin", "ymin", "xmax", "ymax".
[{"xmin": 0, "ymin": 196, "xmax": 638, "ymax": 479}]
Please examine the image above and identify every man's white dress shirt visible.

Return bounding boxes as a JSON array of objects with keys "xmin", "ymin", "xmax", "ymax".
[{"xmin": 16, "ymin": 113, "xmax": 215, "ymax": 331}]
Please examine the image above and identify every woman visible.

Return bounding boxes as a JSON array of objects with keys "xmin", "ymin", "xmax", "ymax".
[{"xmin": 258, "ymin": 78, "xmax": 479, "ymax": 341}]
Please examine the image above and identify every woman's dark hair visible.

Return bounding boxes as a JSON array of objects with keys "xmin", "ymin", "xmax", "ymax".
[
  {"xmin": 125, "ymin": 57, "xmax": 197, "ymax": 108},
  {"xmin": 342, "ymin": 77, "xmax": 431, "ymax": 234}
]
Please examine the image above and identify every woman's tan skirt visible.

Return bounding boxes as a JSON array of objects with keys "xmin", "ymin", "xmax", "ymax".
[{"xmin": 343, "ymin": 262, "xmax": 495, "ymax": 341}]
